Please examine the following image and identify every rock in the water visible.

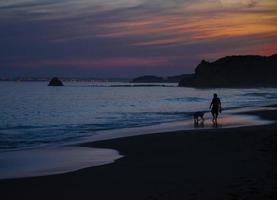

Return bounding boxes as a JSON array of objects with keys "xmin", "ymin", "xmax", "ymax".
[{"xmin": 48, "ymin": 77, "xmax": 64, "ymax": 86}]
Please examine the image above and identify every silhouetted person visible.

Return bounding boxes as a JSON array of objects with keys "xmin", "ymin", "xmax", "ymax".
[{"xmin": 210, "ymin": 93, "xmax": 221, "ymax": 126}]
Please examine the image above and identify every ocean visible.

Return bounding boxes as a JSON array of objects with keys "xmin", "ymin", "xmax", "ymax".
[{"xmin": 1, "ymin": 81, "xmax": 277, "ymax": 152}]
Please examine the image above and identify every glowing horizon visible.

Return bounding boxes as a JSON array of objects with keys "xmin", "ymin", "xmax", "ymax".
[{"xmin": 0, "ymin": 0, "xmax": 276, "ymax": 77}]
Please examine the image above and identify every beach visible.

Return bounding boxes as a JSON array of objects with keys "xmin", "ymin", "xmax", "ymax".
[
  {"xmin": 1, "ymin": 0, "xmax": 276, "ymax": 198},
  {"xmin": 1, "ymin": 105, "xmax": 277, "ymax": 200}
]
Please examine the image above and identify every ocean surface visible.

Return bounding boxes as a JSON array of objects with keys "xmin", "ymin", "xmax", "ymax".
[{"xmin": 1, "ymin": 81, "xmax": 277, "ymax": 152}]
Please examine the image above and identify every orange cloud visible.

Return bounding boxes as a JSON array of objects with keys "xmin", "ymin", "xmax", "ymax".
[
  {"xmin": 94, "ymin": 0, "xmax": 277, "ymax": 48},
  {"xmin": 200, "ymin": 42, "xmax": 277, "ymax": 60}
]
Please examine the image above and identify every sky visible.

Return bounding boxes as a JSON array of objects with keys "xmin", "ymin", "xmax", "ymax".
[{"xmin": 0, "ymin": 0, "xmax": 276, "ymax": 78}]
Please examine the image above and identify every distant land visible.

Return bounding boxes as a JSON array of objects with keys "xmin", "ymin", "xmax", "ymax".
[
  {"xmin": 1, "ymin": 54, "xmax": 276, "ymax": 88},
  {"xmin": 130, "ymin": 54, "xmax": 277, "ymax": 88},
  {"xmin": 130, "ymin": 74, "xmax": 194, "ymax": 83},
  {"xmin": 0, "ymin": 77, "xmax": 130, "ymax": 82},
  {"xmin": 179, "ymin": 54, "xmax": 277, "ymax": 87}
]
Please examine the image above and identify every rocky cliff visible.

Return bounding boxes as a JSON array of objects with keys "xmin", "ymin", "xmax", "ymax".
[{"xmin": 179, "ymin": 54, "xmax": 277, "ymax": 87}]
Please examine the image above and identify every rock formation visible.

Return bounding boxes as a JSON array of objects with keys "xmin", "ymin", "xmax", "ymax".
[
  {"xmin": 179, "ymin": 54, "xmax": 277, "ymax": 87},
  {"xmin": 48, "ymin": 77, "xmax": 64, "ymax": 86},
  {"xmin": 130, "ymin": 74, "xmax": 194, "ymax": 83}
]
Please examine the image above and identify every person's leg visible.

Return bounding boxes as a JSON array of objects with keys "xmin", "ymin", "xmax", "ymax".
[
  {"xmin": 212, "ymin": 112, "xmax": 216, "ymax": 125},
  {"xmin": 214, "ymin": 113, "xmax": 218, "ymax": 126}
]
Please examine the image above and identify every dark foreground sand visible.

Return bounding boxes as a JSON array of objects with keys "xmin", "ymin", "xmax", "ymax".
[{"xmin": 1, "ymin": 107, "xmax": 277, "ymax": 200}]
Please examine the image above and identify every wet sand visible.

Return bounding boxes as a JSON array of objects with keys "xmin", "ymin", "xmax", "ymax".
[
  {"xmin": 0, "ymin": 147, "xmax": 122, "ymax": 179},
  {"xmin": 1, "ymin": 105, "xmax": 277, "ymax": 199}
]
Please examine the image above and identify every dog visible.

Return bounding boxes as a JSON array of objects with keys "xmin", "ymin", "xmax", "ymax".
[{"xmin": 193, "ymin": 111, "xmax": 205, "ymax": 124}]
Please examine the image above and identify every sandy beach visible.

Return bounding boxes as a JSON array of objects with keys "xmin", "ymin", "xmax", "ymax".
[
  {"xmin": 1, "ymin": 0, "xmax": 276, "ymax": 198},
  {"xmin": 1, "ymin": 105, "xmax": 277, "ymax": 200}
]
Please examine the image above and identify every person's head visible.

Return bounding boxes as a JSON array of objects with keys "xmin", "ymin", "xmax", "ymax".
[{"xmin": 213, "ymin": 93, "xmax": 217, "ymax": 98}]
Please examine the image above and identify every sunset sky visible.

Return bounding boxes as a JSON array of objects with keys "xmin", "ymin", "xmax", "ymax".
[{"xmin": 0, "ymin": 0, "xmax": 276, "ymax": 78}]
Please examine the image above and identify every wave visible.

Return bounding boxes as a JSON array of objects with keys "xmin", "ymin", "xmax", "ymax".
[
  {"xmin": 0, "ymin": 111, "xmax": 192, "ymax": 151},
  {"xmin": 242, "ymin": 92, "xmax": 277, "ymax": 99},
  {"xmin": 67, "ymin": 84, "xmax": 177, "ymax": 88},
  {"xmin": 165, "ymin": 97, "xmax": 206, "ymax": 102}
]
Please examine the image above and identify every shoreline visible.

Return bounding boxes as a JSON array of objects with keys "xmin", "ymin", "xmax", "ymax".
[
  {"xmin": 61, "ymin": 105, "xmax": 276, "ymax": 149},
  {"xmin": 0, "ymin": 106, "xmax": 275, "ymax": 180},
  {"xmin": 1, "ymin": 105, "xmax": 277, "ymax": 199}
]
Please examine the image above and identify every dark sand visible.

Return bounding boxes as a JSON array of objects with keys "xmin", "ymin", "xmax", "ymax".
[{"xmin": 1, "ymin": 106, "xmax": 277, "ymax": 200}]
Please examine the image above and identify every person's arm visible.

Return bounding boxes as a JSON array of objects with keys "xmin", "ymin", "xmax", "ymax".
[{"xmin": 209, "ymin": 100, "xmax": 213, "ymax": 109}]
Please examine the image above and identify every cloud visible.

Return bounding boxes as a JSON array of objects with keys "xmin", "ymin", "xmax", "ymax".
[
  {"xmin": 92, "ymin": 1, "xmax": 277, "ymax": 47},
  {"xmin": 3, "ymin": 57, "xmax": 171, "ymax": 68},
  {"xmin": 0, "ymin": 0, "xmax": 276, "ymax": 77},
  {"xmin": 219, "ymin": 0, "xmax": 258, "ymax": 8}
]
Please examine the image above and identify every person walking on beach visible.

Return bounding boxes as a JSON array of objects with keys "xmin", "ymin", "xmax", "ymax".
[{"xmin": 210, "ymin": 93, "xmax": 221, "ymax": 126}]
